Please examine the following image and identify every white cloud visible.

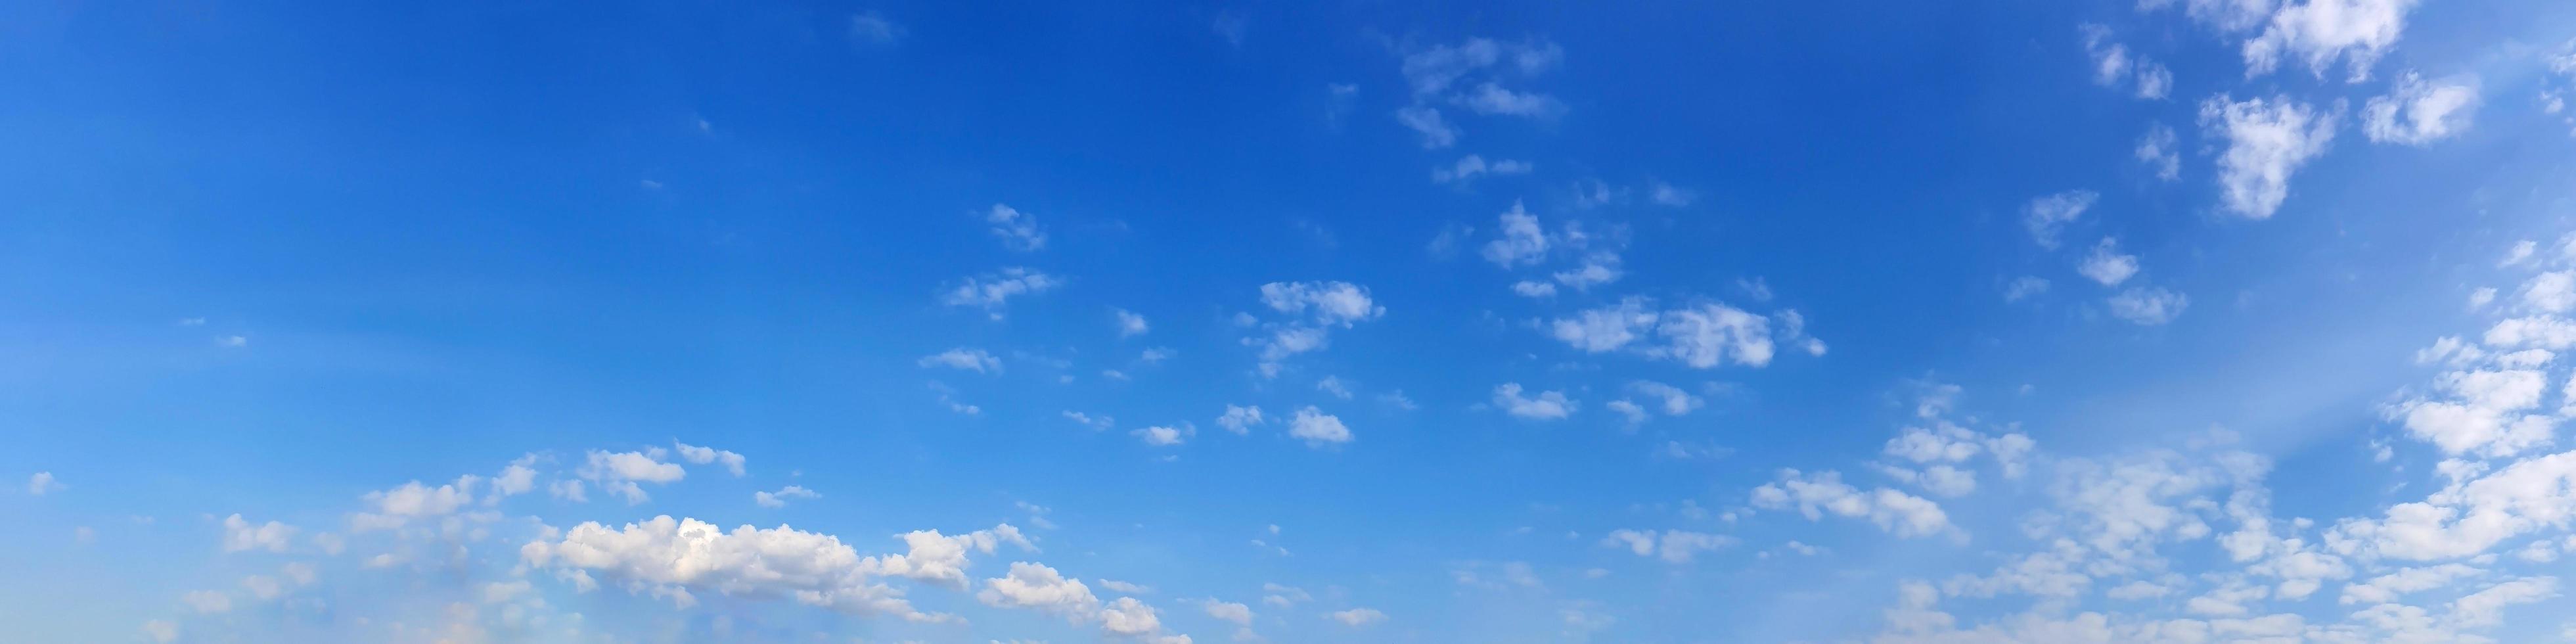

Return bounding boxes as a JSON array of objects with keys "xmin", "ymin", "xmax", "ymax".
[
  {"xmin": 1114, "ymin": 308, "xmax": 1149, "ymax": 337},
  {"xmin": 26, "ymin": 472, "xmax": 62, "ymax": 495},
  {"xmin": 2200, "ymin": 95, "xmax": 2336, "ymax": 219},
  {"xmin": 1547, "ymin": 297, "xmax": 1812, "ymax": 368},
  {"xmin": 2108, "ymin": 287, "xmax": 2190, "ymax": 325},
  {"xmin": 2135, "ymin": 60, "xmax": 2173, "ymax": 99},
  {"xmin": 1601, "ymin": 529, "xmax": 1737, "ymax": 563},
  {"xmin": 1399, "ymin": 37, "xmax": 1560, "ymax": 97},
  {"xmin": 577, "ymin": 449, "xmax": 687, "ymax": 505},
  {"xmin": 754, "ymin": 485, "xmax": 821, "ymax": 508},
  {"xmin": 1204, "ymin": 599, "xmax": 1254, "ymax": 626},
  {"xmin": 984, "ymin": 204, "xmax": 1046, "ymax": 251},
  {"xmin": 1395, "ymin": 105, "xmax": 1457, "ymax": 149},
  {"xmin": 221, "ymin": 514, "xmax": 297, "ymax": 553},
  {"xmin": 2244, "ymin": 0, "xmax": 2419, "ymax": 81},
  {"xmin": 2023, "ymin": 190, "xmax": 2098, "ymax": 249},
  {"xmin": 1606, "ymin": 399, "xmax": 1648, "ymax": 425},
  {"xmin": 1064, "ymin": 411, "xmax": 1114, "ymax": 430},
  {"xmin": 2526, "ymin": 271, "xmax": 2576, "ymax": 313},
  {"xmin": 849, "ymin": 11, "xmax": 904, "ymax": 47},
  {"xmin": 2339, "ymin": 563, "xmax": 2481, "ymax": 604},
  {"xmin": 140, "ymin": 620, "xmax": 177, "ymax": 643},
  {"xmin": 2364, "ymin": 72, "xmax": 2478, "ymax": 145},
  {"xmin": 978, "ymin": 561, "xmax": 1095, "ymax": 615},
  {"xmin": 1247, "ymin": 281, "xmax": 1384, "ymax": 377},
  {"xmin": 2385, "ymin": 368, "xmax": 2555, "ymax": 457},
  {"xmin": 1316, "ymin": 375, "xmax": 1353, "ymax": 400},
  {"xmin": 2079, "ymin": 25, "xmax": 2171, "ymax": 99},
  {"xmin": 1329, "ymin": 607, "xmax": 1388, "ymax": 627},
  {"xmin": 1629, "ymin": 380, "xmax": 1704, "ymax": 415},
  {"xmin": 1482, "ymin": 202, "xmax": 1551, "ymax": 267},
  {"xmin": 939, "ymin": 267, "xmax": 1062, "ymax": 317},
  {"xmin": 2004, "ymin": 276, "xmax": 2052, "ymax": 302},
  {"xmin": 1431, "ymin": 154, "xmax": 1533, "ymax": 185},
  {"xmin": 2079, "ymin": 238, "xmax": 2142, "ymax": 287},
  {"xmin": 1493, "ymin": 383, "xmax": 1577, "ymax": 420},
  {"xmin": 1288, "ymin": 406, "xmax": 1353, "ymax": 447},
  {"xmin": 1096, "ymin": 579, "xmax": 1151, "ymax": 594},
  {"xmin": 1750, "ymin": 470, "xmax": 1953, "ymax": 538},
  {"xmin": 1456, "ymin": 82, "xmax": 1566, "ymax": 118},
  {"xmin": 351, "ymin": 476, "xmax": 477, "ymax": 532},
  {"xmin": 1217, "ymin": 405, "xmax": 1264, "ymax": 435},
  {"xmin": 2136, "ymin": 123, "xmax": 2181, "ymax": 181},
  {"xmin": 1132, "ymin": 425, "xmax": 1190, "ymax": 447},
  {"xmin": 918, "ymin": 348, "xmax": 1002, "ymax": 373},
  {"xmin": 673, "ymin": 442, "xmax": 747, "ymax": 476},
  {"xmin": 526, "ymin": 515, "xmax": 1026, "ymax": 620}
]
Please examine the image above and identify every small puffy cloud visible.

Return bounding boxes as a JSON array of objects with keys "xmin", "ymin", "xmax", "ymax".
[
  {"xmin": 222, "ymin": 514, "xmax": 297, "ymax": 553},
  {"xmin": 754, "ymin": 485, "xmax": 821, "ymax": 508},
  {"xmin": 2200, "ymin": 95, "xmax": 2336, "ymax": 219},
  {"xmin": 918, "ymin": 348, "xmax": 1003, "ymax": 374},
  {"xmin": 525, "ymin": 515, "xmax": 1026, "ymax": 620},
  {"xmin": 1316, "ymin": 375, "xmax": 1353, "ymax": 400},
  {"xmin": 1204, "ymin": 599, "xmax": 1254, "ymax": 625},
  {"xmin": 1629, "ymin": 380, "xmax": 1703, "ymax": 415},
  {"xmin": 1601, "ymin": 529, "xmax": 1737, "ymax": 563},
  {"xmin": 1648, "ymin": 181, "xmax": 1696, "ymax": 206},
  {"xmin": 1114, "ymin": 308, "xmax": 1149, "ymax": 337},
  {"xmin": 26, "ymin": 472, "xmax": 63, "ymax": 495},
  {"xmin": 140, "ymin": 620, "xmax": 177, "ymax": 643},
  {"xmin": 985, "ymin": 204, "xmax": 1046, "ymax": 251},
  {"xmin": 673, "ymin": 442, "xmax": 747, "ymax": 476},
  {"xmin": 1288, "ymin": 406, "xmax": 1353, "ymax": 447},
  {"xmin": 2136, "ymin": 123, "xmax": 2181, "ymax": 181},
  {"xmin": 1132, "ymin": 425, "xmax": 1191, "ymax": 447},
  {"xmin": 1096, "ymin": 579, "xmax": 1152, "ymax": 594},
  {"xmin": 1247, "ymin": 281, "xmax": 1385, "ymax": 377},
  {"xmin": 1493, "ymin": 383, "xmax": 1577, "ymax": 420},
  {"xmin": 577, "ymin": 449, "xmax": 687, "ymax": 505},
  {"xmin": 1217, "ymin": 405, "xmax": 1265, "ymax": 435},
  {"xmin": 2004, "ymin": 276, "xmax": 2051, "ymax": 303},
  {"xmin": 939, "ymin": 267, "xmax": 1062, "ymax": 317},
  {"xmin": 351, "ymin": 476, "xmax": 477, "ymax": 532},
  {"xmin": 2022, "ymin": 190, "xmax": 2097, "ymax": 249},
  {"xmin": 1549, "ymin": 298, "xmax": 1816, "ymax": 369},
  {"xmin": 1750, "ymin": 470, "xmax": 1953, "ymax": 538},
  {"xmin": 2364, "ymin": 72, "xmax": 2478, "ymax": 145},
  {"xmin": 2079, "ymin": 238, "xmax": 2142, "ymax": 287},
  {"xmin": 1328, "ymin": 607, "xmax": 1389, "ymax": 627},
  {"xmin": 1431, "ymin": 154, "xmax": 1533, "ymax": 185},
  {"xmin": 2108, "ymin": 287, "xmax": 2190, "ymax": 325},
  {"xmin": 1063, "ymin": 411, "xmax": 1114, "ymax": 430},
  {"xmin": 1395, "ymin": 105, "xmax": 1457, "ymax": 149},
  {"xmin": 2243, "ymin": 0, "xmax": 2419, "ymax": 81},
  {"xmin": 1482, "ymin": 202, "xmax": 1552, "ymax": 267},
  {"xmin": 978, "ymin": 561, "xmax": 1096, "ymax": 615}
]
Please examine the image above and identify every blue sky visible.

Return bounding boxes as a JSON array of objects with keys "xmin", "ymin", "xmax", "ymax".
[{"xmin": 7, "ymin": 0, "xmax": 2576, "ymax": 642}]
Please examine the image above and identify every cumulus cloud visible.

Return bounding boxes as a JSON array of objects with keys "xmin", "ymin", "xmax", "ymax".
[
  {"xmin": 577, "ymin": 449, "xmax": 687, "ymax": 505},
  {"xmin": 26, "ymin": 472, "xmax": 63, "ymax": 495},
  {"xmin": 1751, "ymin": 470, "xmax": 1953, "ymax": 538},
  {"xmin": 1601, "ymin": 529, "xmax": 1736, "ymax": 563},
  {"xmin": 1246, "ymin": 281, "xmax": 1384, "ymax": 377},
  {"xmin": 2136, "ymin": 123, "xmax": 2181, "ymax": 181},
  {"xmin": 2078, "ymin": 238, "xmax": 2142, "ymax": 287},
  {"xmin": 2022, "ymin": 190, "xmax": 2098, "ymax": 249},
  {"xmin": 984, "ymin": 204, "xmax": 1046, "ymax": 251},
  {"xmin": 2108, "ymin": 287, "xmax": 2190, "ymax": 325},
  {"xmin": 1288, "ymin": 406, "xmax": 1353, "ymax": 447},
  {"xmin": 939, "ymin": 267, "xmax": 1062, "ymax": 317},
  {"xmin": 1548, "ymin": 297, "xmax": 1821, "ymax": 368},
  {"xmin": 2363, "ymin": 72, "xmax": 2478, "ymax": 145},
  {"xmin": 1492, "ymin": 383, "xmax": 1577, "ymax": 420},
  {"xmin": 221, "ymin": 514, "xmax": 297, "ymax": 553},
  {"xmin": 2200, "ymin": 95, "xmax": 2336, "ymax": 219},
  {"xmin": 673, "ymin": 442, "xmax": 746, "ymax": 476},
  {"xmin": 2243, "ymin": 0, "xmax": 2419, "ymax": 81},
  {"xmin": 1216, "ymin": 404, "xmax": 1264, "ymax": 435},
  {"xmin": 1328, "ymin": 607, "xmax": 1389, "ymax": 627},
  {"xmin": 1114, "ymin": 308, "xmax": 1149, "ymax": 337}
]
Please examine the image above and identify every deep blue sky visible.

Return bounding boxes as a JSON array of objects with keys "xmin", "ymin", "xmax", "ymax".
[{"xmin": 7, "ymin": 1, "xmax": 2576, "ymax": 642}]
